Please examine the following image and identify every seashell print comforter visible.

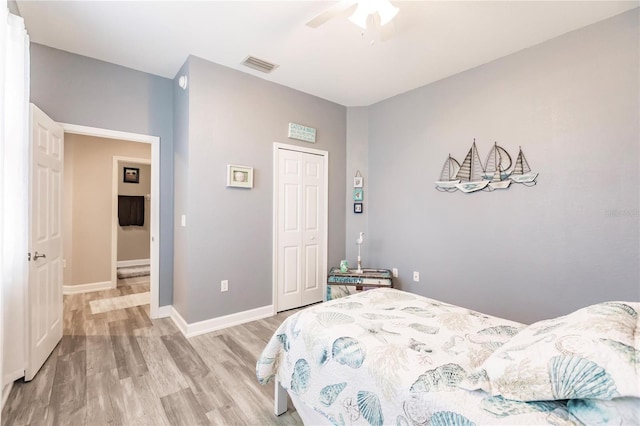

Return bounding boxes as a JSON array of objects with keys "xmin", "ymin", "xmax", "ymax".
[{"xmin": 257, "ymin": 288, "xmax": 581, "ymax": 425}]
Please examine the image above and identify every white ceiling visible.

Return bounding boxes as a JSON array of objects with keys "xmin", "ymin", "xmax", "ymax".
[{"xmin": 17, "ymin": 1, "xmax": 639, "ymax": 107}]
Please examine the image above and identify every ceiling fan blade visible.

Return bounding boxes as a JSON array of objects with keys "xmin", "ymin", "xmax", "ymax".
[
  {"xmin": 368, "ymin": 12, "xmax": 396, "ymax": 43},
  {"xmin": 306, "ymin": 1, "xmax": 357, "ymax": 28}
]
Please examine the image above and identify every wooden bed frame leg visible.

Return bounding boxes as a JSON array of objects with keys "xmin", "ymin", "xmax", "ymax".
[{"xmin": 274, "ymin": 380, "xmax": 288, "ymax": 416}]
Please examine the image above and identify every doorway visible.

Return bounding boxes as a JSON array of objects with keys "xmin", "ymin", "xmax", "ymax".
[
  {"xmin": 272, "ymin": 143, "xmax": 329, "ymax": 312},
  {"xmin": 61, "ymin": 124, "xmax": 161, "ymax": 318},
  {"xmin": 113, "ymin": 156, "xmax": 152, "ymax": 289},
  {"xmin": 22, "ymin": 107, "xmax": 162, "ymax": 383}
]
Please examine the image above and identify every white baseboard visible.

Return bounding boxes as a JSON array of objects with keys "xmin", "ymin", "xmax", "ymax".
[
  {"xmin": 117, "ymin": 258, "xmax": 150, "ymax": 268},
  {"xmin": 63, "ymin": 281, "xmax": 112, "ymax": 295},
  {"xmin": 170, "ymin": 307, "xmax": 189, "ymax": 335},
  {"xmin": 2, "ymin": 381, "xmax": 14, "ymax": 411},
  {"xmin": 155, "ymin": 305, "xmax": 172, "ymax": 319},
  {"xmin": 170, "ymin": 305, "xmax": 274, "ymax": 338}
]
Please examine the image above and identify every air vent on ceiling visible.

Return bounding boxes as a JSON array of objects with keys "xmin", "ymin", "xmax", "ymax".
[{"xmin": 242, "ymin": 56, "xmax": 279, "ymax": 74}]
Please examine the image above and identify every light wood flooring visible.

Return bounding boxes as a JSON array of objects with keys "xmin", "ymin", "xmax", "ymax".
[{"xmin": 2, "ymin": 277, "xmax": 303, "ymax": 425}]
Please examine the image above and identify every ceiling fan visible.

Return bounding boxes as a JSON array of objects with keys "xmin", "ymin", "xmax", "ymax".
[{"xmin": 306, "ymin": 0, "xmax": 399, "ymax": 42}]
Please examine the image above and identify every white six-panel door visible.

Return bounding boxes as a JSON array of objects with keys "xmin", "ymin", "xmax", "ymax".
[
  {"xmin": 26, "ymin": 105, "xmax": 63, "ymax": 381},
  {"xmin": 275, "ymin": 146, "xmax": 327, "ymax": 312}
]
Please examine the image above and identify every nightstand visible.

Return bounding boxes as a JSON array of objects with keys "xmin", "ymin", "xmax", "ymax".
[{"xmin": 327, "ymin": 267, "xmax": 393, "ymax": 300}]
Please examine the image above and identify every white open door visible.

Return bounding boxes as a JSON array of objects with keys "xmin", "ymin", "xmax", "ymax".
[
  {"xmin": 275, "ymin": 145, "xmax": 327, "ymax": 312},
  {"xmin": 26, "ymin": 104, "xmax": 63, "ymax": 381}
]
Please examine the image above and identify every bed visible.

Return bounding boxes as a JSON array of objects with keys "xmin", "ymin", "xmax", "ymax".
[{"xmin": 257, "ymin": 288, "xmax": 639, "ymax": 425}]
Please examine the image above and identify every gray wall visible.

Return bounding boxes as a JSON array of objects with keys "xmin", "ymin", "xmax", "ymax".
[
  {"xmin": 345, "ymin": 107, "xmax": 369, "ymax": 266},
  {"xmin": 177, "ymin": 56, "xmax": 346, "ymax": 323},
  {"xmin": 30, "ymin": 43, "xmax": 174, "ymax": 306},
  {"xmin": 365, "ymin": 10, "xmax": 639, "ymax": 324},
  {"xmin": 172, "ymin": 60, "xmax": 190, "ymax": 317}
]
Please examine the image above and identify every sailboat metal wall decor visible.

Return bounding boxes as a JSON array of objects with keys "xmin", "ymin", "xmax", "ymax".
[{"xmin": 435, "ymin": 139, "xmax": 538, "ymax": 193}]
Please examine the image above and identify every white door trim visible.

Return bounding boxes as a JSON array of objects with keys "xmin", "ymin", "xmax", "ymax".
[
  {"xmin": 60, "ymin": 123, "xmax": 162, "ymax": 319},
  {"xmin": 272, "ymin": 142, "xmax": 329, "ymax": 314}
]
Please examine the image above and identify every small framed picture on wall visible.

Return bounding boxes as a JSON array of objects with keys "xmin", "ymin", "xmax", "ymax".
[
  {"xmin": 123, "ymin": 167, "xmax": 140, "ymax": 184},
  {"xmin": 354, "ymin": 176, "xmax": 363, "ymax": 188},
  {"xmin": 353, "ymin": 188, "xmax": 364, "ymax": 201},
  {"xmin": 227, "ymin": 164, "xmax": 254, "ymax": 188},
  {"xmin": 354, "ymin": 203, "xmax": 363, "ymax": 214}
]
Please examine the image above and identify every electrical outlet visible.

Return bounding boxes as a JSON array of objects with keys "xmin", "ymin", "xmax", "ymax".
[
  {"xmin": 392, "ymin": 268, "xmax": 398, "ymax": 278},
  {"xmin": 181, "ymin": 214, "xmax": 187, "ymax": 227},
  {"xmin": 221, "ymin": 280, "xmax": 229, "ymax": 292},
  {"xmin": 413, "ymin": 271, "xmax": 420, "ymax": 282}
]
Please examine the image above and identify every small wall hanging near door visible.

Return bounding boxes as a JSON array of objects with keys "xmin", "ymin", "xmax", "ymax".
[
  {"xmin": 227, "ymin": 164, "xmax": 254, "ymax": 188},
  {"xmin": 123, "ymin": 167, "xmax": 140, "ymax": 183},
  {"xmin": 353, "ymin": 170, "xmax": 365, "ymax": 212}
]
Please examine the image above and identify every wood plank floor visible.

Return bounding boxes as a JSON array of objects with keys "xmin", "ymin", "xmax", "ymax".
[{"xmin": 2, "ymin": 277, "xmax": 303, "ymax": 425}]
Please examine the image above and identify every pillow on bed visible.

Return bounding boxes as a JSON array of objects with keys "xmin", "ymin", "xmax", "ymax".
[{"xmin": 469, "ymin": 301, "xmax": 639, "ymax": 402}]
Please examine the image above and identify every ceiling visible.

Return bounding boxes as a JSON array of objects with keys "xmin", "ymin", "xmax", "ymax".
[{"xmin": 16, "ymin": 1, "xmax": 639, "ymax": 107}]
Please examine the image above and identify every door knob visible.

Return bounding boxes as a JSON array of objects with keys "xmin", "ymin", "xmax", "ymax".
[
  {"xmin": 310, "ymin": 236, "xmax": 315, "ymax": 240},
  {"xmin": 33, "ymin": 251, "xmax": 46, "ymax": 260}
]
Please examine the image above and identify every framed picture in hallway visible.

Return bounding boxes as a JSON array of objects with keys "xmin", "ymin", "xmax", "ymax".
[{"xmin": 123, "ymin": 167, "xmax": 140, "ymax": 183}]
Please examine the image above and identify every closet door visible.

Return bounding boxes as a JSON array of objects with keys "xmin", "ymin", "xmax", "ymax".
[{"xmin": 275, "ymin": 147, "xmax": 326, "ymax": 312}]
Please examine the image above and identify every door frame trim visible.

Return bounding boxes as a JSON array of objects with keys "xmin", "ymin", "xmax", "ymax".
[
  {"xmin": 272, "ymin": 142, "xmax": 329, "ymax": 314},
  {"xmin": 60, "ymin": 123, "xmax": 161, "ymax": 319}
]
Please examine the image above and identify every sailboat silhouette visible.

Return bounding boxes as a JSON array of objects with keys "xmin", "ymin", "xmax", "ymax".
[
  {"xmin": 454, "ymin": 140, "xmax": 489, "ymax": 193},
  {"xmin": 485, "ymin": 142, "xmax": 512, "ymax": 190},
  {"xmin": 434, "ymin": 154, "xmax": 461, "ymax": 191},
  {"xmin": 510, "ymin": 146, "xmax": 538, "ymax": 185}
]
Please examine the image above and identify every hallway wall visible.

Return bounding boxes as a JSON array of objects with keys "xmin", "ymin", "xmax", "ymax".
[
  {"xmin": 63, "ymin": 134, "xmax": 151, "ymax": 286},
  {"xmin": 117, "ymin": 162, "xmax": 151, "ymax": 263}
]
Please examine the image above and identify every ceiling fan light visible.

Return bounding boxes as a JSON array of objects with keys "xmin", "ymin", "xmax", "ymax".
[
  {"xmin": 349, "ymin": 4, "xmax": 371, "ymax": 29},
  {"xmin": 377, "ymin": 1, "xmax": 399, "ymax": 26}
]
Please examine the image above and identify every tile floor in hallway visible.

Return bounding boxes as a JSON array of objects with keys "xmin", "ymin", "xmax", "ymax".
[{"xmin": 1, "ymin": 276, "xmax": 302, "ymax": 425}]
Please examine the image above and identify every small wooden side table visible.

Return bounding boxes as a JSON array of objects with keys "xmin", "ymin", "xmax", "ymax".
[{"xmin": 327, "ymin": 267, "xmax": 393, "ymax": 300}]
